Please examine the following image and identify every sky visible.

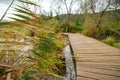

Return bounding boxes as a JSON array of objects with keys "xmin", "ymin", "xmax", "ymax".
[
  {"xmin": 0, "ymin": 0, "xmax": 88, "ymax": 20},
  {"xmin": 0, "ymin": 0, "xmax": 12, "ymax": 19},
  {"xmin": 0, "ymin": 0, "xmax": 79, "ymax": 20},
  {"xmin": 0, "ymin": 0, "xmax": 51, "ymax": 20},
  {"xmin": 0, "ymin": 0, "xmax": 110, "ymax": 21}
]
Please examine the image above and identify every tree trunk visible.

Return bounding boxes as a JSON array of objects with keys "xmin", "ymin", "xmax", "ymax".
[
  {"xmin": 66, "ymin": 14, "xmax": 70, "ymax": 32},
  {"xmin": 96, "ymin": 0, "xmax": 111, "ymax": 28}
]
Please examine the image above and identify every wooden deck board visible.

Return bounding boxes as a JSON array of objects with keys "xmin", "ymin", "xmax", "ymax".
[
  {"xmin": 77, "ymin": 67, "xmax": 120, "ymax": 77},
  {"xmin": 77, "ymin": 71, "xmax": 120, "ymax": 80},
  {"xmin": 66, "ymin": 33, "xmax": 120, "ymax": 80}
]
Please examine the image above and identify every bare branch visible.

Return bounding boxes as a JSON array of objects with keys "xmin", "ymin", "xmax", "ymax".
[{"xmin": 97, "ymin": 0, "xmax": 111, "ymax": 28}]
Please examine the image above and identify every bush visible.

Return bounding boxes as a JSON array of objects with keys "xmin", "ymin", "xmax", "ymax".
[
  {"xmin": 60, "ymin": 21, "xmax": 85, "ymax": 32},
  {"xmin": 75, "ymin": 21, "xmax": 85, "ymax": 32},
  {"xmin": 103, "ymin": 36, "xmax": 120, "ymax": 48},
  {"xmin": 104, "ymin": 37, "xmax": 115, "ymax": 46},
  {"xmin": 82, "ymin": 16, "xmax": 97, "ymax": 37},
  {"xmin": 47, "ymin": 19, "xmax": 62, "ymax": 32}
]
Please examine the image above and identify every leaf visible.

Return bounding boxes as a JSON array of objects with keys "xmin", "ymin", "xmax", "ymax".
[
  {"xmin": 26, "ymin": 70, "xmax": 37, "ymax": 74},
  {"xmin": 18, "ymin": 0, "xmax": 39, "ymax": 6},
  {"xmin": 12, "ymin": 13, "xmax": 32, "ymax": 20},
  {"xmin": 14, "ymin": 5, "xmax": 40, "ymax": 18}
]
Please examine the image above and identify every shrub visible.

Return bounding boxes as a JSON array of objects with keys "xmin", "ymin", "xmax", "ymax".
[
  {"xmin": 103, "ymin": 36, "xmax": 120, "ymax": 48},
  {"xmin": 104, "ymin": 36, "xmax": 115, "ymax": 46},
  {"xmin": 82, "ymin": 16, "xmax": 97, "ymax": 37},
  {"xmin": 60, "ymin": 21, "xmax": 85, "ymax": 32},
  {"xmin": 46, "ymin": 19, "xmax": 63, "ymax": 33}
]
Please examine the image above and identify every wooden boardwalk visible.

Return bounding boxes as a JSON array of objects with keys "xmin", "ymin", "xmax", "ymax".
[{"xmin": 67, "ymin": 33, "xmax": 120, "ymax": 80}]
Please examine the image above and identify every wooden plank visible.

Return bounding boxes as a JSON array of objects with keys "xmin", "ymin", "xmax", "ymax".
[
  {"xmin": 75, "ymin": 53, "xmax": 120, "ymax": 56},
  {"xmin": 77, "ymin": 76, "xmax": 96, "ymax": 80},
  {"xmin": 66, "ymin": 33, "xmax": 120, "ymax": 80},
  {"xmin": 77, "ymin": 67, "xmax": 120, "ymax": 77},
  {"xmin": 75, "ymin": 57, "xmax": 120, "ymax": 61},
  {"xmin": 77, "ymin": 71, "xmax": 120, "ymax": 80},
  {"xmin": 78, "ymin": 56, "xmax": 120, "ymax": 59},
  {"xmin": 76, "ymin": 62, "xmax": 120, "ymax": 66},
  {"xmin": 77, "ymin": 64, "xmax": 120, "ymax": 71},
  {"xmin": 76, "ymin": 60, "xmax": 120, "ymax": 63},
  {"xmin": 73, "ymin": 49, "xmax": 120, "ymax": 54}
]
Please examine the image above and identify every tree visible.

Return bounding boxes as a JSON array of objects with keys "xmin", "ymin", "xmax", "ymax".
[
  {"xmin": 80, "ymin": 0, "xmax": 113, "ymax": 37},
  {"xmin": 110, "ymin": 0, "xmax": 120, "ymax": 10},
  {"xmin": 96, "ymin": 0, "xmax": 111, "ymax": 28},
  {"xmin": 54, "ymin": 0, "xmax": 78, "ymax": 32},
  {"xmin": 110, "ymin": 0, "xmax": 120, "ymax": 18},
  {"xmin": 52, "ymin": 0, "xmax": 63, "ymax": 20}
]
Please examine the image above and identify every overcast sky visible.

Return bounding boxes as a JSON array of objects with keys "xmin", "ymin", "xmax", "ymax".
[
  {"xmin": 0, "ymin": 0, "xmax": 82, "ymax": 20},
  {"xmin": 0, "ymin": 0, "xmax": 12, "ymax": 19},
  {"xmin": 0, "ymin": 0, "xmax": 109, "ymax": 20},
  {"xmin": 0, "ymin": 0, "xmax": 51, "ymax": 20}
]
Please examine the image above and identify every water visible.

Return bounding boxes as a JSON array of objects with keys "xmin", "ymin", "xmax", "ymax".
[{"xmin": 63, "ymin": 45, "xmax": 76, "ymax": 80}]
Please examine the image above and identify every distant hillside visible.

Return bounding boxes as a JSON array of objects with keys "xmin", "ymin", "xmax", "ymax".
[{"xmin": 57, "ymin": 10, "xmax": 120, "ymax": 24}]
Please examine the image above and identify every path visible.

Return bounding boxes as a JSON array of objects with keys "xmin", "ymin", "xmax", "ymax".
[{"xmin": 67, "ymin": 33, "xmax": 120, "ymax": 80}]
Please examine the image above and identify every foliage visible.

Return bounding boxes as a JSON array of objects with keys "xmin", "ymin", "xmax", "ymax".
[
  {"xmin": 0, "ymin": 27, "xmax": 31, "ymax": 38},
  {"xmin": 39, "ymin": 15, "xmax": 51, "ymax": 24},
  {"xmin": 75, "ymin": 21, "xmax": 85, "ymax": 31},
  {"xmin": 99, "ymin": 12, "xmax": 120, "ymax": 36},
  {"xmin": 67, "ymin": 22, "xmax": 84, "ymax": 32},
  {"xmin": 18, "ymin": 69, "xmax": 37, "ymax": 80},
  {"xmin": 103, "ymin": 36, "xmax": 115, "ymax": 46},
  {"xmin": 103, "ymin": 36, "xmax": 120, "ymax": 48},
  {"xmin": 26, "ymin": 33, "xmax": 64, "ymax": 79},
  {"xmin": 11, "ymin": 0, "xmax": 63, "ymax": 78},
  {"xmin": 82, "ymin": 15, "xmax": 97, "ymax": 37},
  {"xmin": 0, "ymin": 0, "xmax": 120, "ymax": 79},
  {"xmin": 0, "ymin": 0, "xmax": 64, "ymax": 79},
  {"xmin": 45, "ymin": 19, "xmax": 63, "ymax": 33},
  {"xmin": 59, "ymin": 20, "xmax": 85, "ymax": 32}
]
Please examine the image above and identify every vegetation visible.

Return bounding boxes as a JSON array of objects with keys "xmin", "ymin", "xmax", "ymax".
[
  {"xmin": 54, "ymin": 0, "xmax": 120, "ymax": 47},
  {"xmin": 103, "ymin": 36, "xmax": 120, "ymax": 48},
  {"xmin": 0, "ymin": 0, "xmax": 64, "ymax": 80},
  {"xmin": 0, "ymin": 0, "xmax": 120, "ymax": 80}
]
